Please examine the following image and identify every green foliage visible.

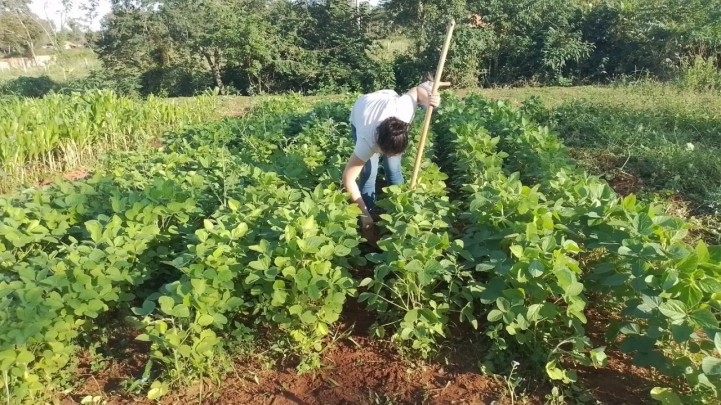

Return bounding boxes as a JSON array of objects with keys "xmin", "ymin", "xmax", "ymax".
[
  {"xmin": 1, "ymin": 90, "xmax": 720, "ymax": 404},
  {"xmin": 0, "ymin": 89, "xmax": 216, "ymax": 192},
  {"xmin": 94, "ymin": 0, "xmax": 393, "ymax": 97},
  {"xmin": 529, "ymin": 95, "xmax": 721, "ymax": 210},
  {"xmin": 433, "ymin": 93, "xmax": 721, "ymax": 403},
  {"xmin": 0, "ymin": 76, "xmax": 58, "ymax": 98}
]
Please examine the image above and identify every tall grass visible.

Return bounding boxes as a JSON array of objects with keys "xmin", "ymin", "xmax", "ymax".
[
  {"xmin": 0, "ymin": 89, "xmax": 217, "ymax": 193},
  {"xmin": 518, "ymin": 85, "xmax": 721, "ymax": 211}
]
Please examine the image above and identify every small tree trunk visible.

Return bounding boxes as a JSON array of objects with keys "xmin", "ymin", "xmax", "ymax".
[
  {"xmin": 202, "ymin": 48, "xmax": 226, "ymax": 95},
  {"xmin": 28, "ymin": 42, "xmax": 37, "ymax": 66}
]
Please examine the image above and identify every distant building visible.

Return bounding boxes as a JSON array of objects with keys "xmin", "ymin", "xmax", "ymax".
[{"xmin": 63, "ymin": 42, "xmax": 82, "ymax": 50}]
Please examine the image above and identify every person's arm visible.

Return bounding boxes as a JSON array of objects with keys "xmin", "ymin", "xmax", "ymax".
[
  {"xmin": 343, "ymin": 153, "xmax": 373, "ymax": 223},
  {"xmin": 343, "ymin": 153, "xmax": 371, "ymax": 217},
  {"xmin": 406, "ymin": 81, "xmax": 451, "ymax": 109}
]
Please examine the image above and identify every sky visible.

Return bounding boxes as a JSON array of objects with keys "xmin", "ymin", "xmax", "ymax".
[
  {"xmin": 29, "ymin": 0, "xmax": 110, "ymax": 31},
  {"xmin": 29, "ymin": 0, "xmax": 382, "ymax": 32}
]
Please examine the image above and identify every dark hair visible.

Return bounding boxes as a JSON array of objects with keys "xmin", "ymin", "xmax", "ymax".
[{"xmin": 376, "ymin": 117, "xmax": 409, "ymax": 156}]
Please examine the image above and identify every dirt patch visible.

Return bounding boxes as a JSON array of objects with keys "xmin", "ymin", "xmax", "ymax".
[
  {"xmin": 209, "ymin": 339, "xmax": 505, "ymax": 405},
  {"xmin": 61, "ymin": 325, "xmax": 152, "ymax": 405},
  {"xmin": 578, "ymin": 304, "xmax": 677, "ymax": 405},
  {"xmin": 38, "ymin": 167, "xmax": 90, "ymax": 187},
  {"xmin": 606, "ymin": 170, "xmax": 643, "ymax": 197},
  {"xmin": 58, "ymin": 303, "xmax": 677, "ymax": 405}
]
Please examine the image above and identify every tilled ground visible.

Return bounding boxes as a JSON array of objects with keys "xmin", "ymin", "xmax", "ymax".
[{"xmin": 59, "ymin": 300, "xmax": 662, "ymax": 405}]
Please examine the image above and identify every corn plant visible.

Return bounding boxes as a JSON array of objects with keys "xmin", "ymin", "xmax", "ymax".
[{"xmin": 0, "ymin": 90, "xmax": 216, "ymax": 193}]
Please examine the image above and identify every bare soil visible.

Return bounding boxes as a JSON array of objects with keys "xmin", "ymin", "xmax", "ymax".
[
  {"xmin": 37, "ymin": 167, "xmax": 90, "ymax": 187},
  {"xmin": 57, "ymin": 298, "xmax": 672, "ymax": 405}
]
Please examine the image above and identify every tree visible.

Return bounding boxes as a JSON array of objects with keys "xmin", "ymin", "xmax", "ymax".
[{"xmin": 0, "ymin": 0, "xmax": 48, "ymax": 61}]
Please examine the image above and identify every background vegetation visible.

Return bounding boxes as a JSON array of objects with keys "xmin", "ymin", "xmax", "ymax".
[{"xmin": 2, "ymin": 0, "xmax": 721, "ymax": 98}]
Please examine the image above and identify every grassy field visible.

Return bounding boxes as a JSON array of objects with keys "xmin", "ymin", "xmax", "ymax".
[{"xmin": 0, "ymin": 49, "xmax": 100, "ymax": 83}]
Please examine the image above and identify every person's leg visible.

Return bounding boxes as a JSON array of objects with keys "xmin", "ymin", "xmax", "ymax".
[
  {"xmin": 352, "ymin": 124, "xmax": 379, "ymax": 209},
  {"xmin": 382, "ymin": 153, "xmax": 404, "ymax": 186},
  {"xmin": 359, "ymin": 154, "xmax": 379, "ymax": 210}
]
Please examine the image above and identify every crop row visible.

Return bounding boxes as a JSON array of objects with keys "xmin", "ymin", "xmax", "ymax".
[
  {"xmin": 0, "ymin": 95, "xmax": 373, "ymax": 403},
  {"xmin": 432, "ymin": 94, "xmax": 721, "ymax": 403}
]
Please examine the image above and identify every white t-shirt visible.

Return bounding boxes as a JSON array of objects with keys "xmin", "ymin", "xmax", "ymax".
[{"xmin": 349, "ymin": 90, "xmax": 418, "ymax": 162}]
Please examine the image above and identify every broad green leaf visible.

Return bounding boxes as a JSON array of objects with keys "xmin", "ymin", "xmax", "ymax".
[
  {"xmin": 689, "ymin": 309, "xmax": 718, "ymax": 329},
  {"xmin": 487, "ymin": 310, "xmax": 503, "ymax": 322},
  {"xmin": 359, "ymin": 278, "xmax": 372, "ymax": 287},
  {"xmin": 516, "ymin": 314, "xmax": 530, "ymax": 330},
  {"xmin": 405, "ymin": 260, "xmax": 423, "ymax": 272},
  {"xmin": 300, "ymin": 311, "xmax": 317, "ymax": 324},
  {"xmin": 673, "ymin": 282, "xmax": 703, "ymax": 308},
  {"xmin": 0, "ymin": 350, "xmax": 16, "ymax": 371},
  {"xmin": 231, "ymin": 223, "xmax": 249, "ymax": 239},
  {"xmin": 405, "ymin": 309, "xmax": 418, "ymax": 323},
  {"xmin": 316, "ymin": 322, "xmax": 329, "ymax": 336},
  {"xmin": 334, "ymin": 245, "xmax": 352, "ymax": 257},
  {"xmin": 590, "ymin": 347, "xmax": 607, "ymax": 367},
  {"xmin": 497, "ymin": 297, "xmax": 510, "ymax": 312},
  {"xmin": 622, "ymin": 194, "xmax": 636, "ymax": 210},
  {"xmin": 565, "ymin": 282, "xmax": 583, "ymax": 297},
  {"xmin": 147, "ymin": 381, "xmax": 169, "ymax": 400},
  {"xmin": 716, "ymin": 333, "xmax": 721, "ymax": 353},
  {"xmin": 635, "ymin": 213, "xmax": 654, "ymax": 236},
  {"xmin": 320, "ymin": 245, "xmax": 334, "ymax": 257},
  {"xmin": 85, "ymin": 220, "xmax": 103, "ymax": 243},
  {"xmin": 296, "ymin": 268, "xmax": 312, "ymax": 289},
  {"xmin": 528, "ymin": 261, "xmax": 544, "ymax": 278},
  {"xmin": 197, "ymin": 314, "xmax": 214, "ymax": 326},
  {"xmin": 132, "ymin": 300, "xmax": 156, "ymax": 316},
  {"xmin": 699, "ymin": 277, "xmax": 721, "ymax": 294},
  {"xmin": 158, "ymin": 296, "xmax": 175, "ymax": 315},
  {"xmin": 531, "ymin": 304, "xmax": 555, "ymax": 322},
  {"xmin": 172, "ymin": 305, "xmax": 190, "ymax": 318},
  {"xmin": 658, "ymin": 300, "xmax": 687, "ymax": 321},
  {"xmin": 16, "ymin": 350, "xmax": 34, "ymax": 364},
  {"xmin": 249, "ymin": 257, "xmax": 270, "ymax": 271},
  {"xmin": 669, "ymin": 323, "xmax": 694, "ymax": 343},
  {"xmin": 603, "ymin": 274, "xmax": 627, "ymax": 287},
  {"xmin": 272, "ymin": 289, "xmax": 287, "ymax": 306},
  {"xmin": 702, "ymin": 356, "xmax": 721, "ymax": 375},
  {"xmin": 563, "ymin": 240, "xmax": 581, "ymax": 253},
  {"xmin": 677, "ymin": 253, "xmax": 699, "ymax": 273},
  {"xmin": 555, "ymin": 268, "xmax": 574, "ymax": 289},
  {"xmin": 545, "ymin": 361, "xmax": 564, "ymax": 380},
  {"xmin": 564, "ymin": 369, "xmax": 578, "ymax": 382},
  {"xmin": 509, "ymin": 245, "xmax": 523, "ymax": 258},
  {"xmin": 527, "ymin": 304, "xmax": 542, "ymax": 322},
  {"xmin": 650, "ymin": 387, "xmax": 682, "ymax": 405}
]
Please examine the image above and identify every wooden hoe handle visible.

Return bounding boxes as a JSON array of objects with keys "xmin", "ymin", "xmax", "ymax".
[{"xmin": 410, "ymin": 19, "xmax": 456, "ymax": 189}]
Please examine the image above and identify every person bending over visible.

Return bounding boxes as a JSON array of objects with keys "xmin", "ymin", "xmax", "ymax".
[{"xmin": 342, "ymin": 80, "xmax": 449, "ymax": 240}]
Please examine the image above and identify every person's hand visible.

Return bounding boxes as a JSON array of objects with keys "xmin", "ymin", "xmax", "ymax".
[
  {"xmin": 418, "ymin": 80, "xmax": 451, "ymax": 109},
  {"xmin": 429, "ymin": 93, "xmax": 441, "ymax": 108},
  {"xmin": 360, "ymin": 215, "xmax": 378, "ymax": 245}
]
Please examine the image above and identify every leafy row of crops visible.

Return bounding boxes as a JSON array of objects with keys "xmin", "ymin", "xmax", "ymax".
[
  {"xmin": 433, "ymin": 95, "xmax": 721, "ymax": 403},
  {"xmin": 0, "ymin": 92, "xmax": 718, "ymax": 404},
  {"xmin": 0, "ymin": 90, "xmax": 216, "ymax": 193}
]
